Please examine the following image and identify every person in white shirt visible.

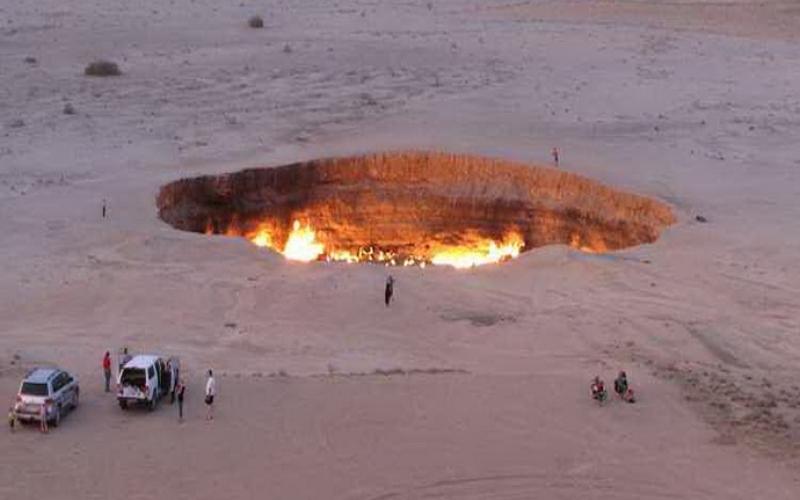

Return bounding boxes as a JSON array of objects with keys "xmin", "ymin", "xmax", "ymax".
[{"xmin": 205, "ymin": 370, "xmax": 216, "ymax": 420}]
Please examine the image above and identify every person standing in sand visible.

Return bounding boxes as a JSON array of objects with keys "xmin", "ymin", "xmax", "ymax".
[
  {"xmin": 551, "ymin": 147, "xmax": 560, "ymax": 166},
  {"xmin": 205, "ymin": 370, "xmax": 215, "ymax": 420},
  {"xmin": 176, "ymin": 379, "xmax": 186, "ymax": 421},
  {"xmin": 119, "ymin": 347, "xmax": 132, "ymax": 371},
  {"xmin": 39, "ymin": 404, "xmax": 48, "ymax": 433},
  {"xmin": 102, "ymin": 351, "xmax": 112, "ymax": 392},
  {"xmin": 167, "ymin": 359, "xmax": 177, "ymax": 403},
  {"xmin": 8, "ymin": 406, "xmax": 16, "ymax": 432},
  {"xmin": 385, "ymin": 275, "xmax": 394, "ymax": 307}
]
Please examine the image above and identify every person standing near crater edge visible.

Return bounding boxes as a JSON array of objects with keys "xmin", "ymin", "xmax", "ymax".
[
  {"xmin": 385, "ymin": 275, "xmax": 394, "ymax": 307},
  {"xmin": 205, "ymin": 370, "xmax": 216, "ymax": 420}
]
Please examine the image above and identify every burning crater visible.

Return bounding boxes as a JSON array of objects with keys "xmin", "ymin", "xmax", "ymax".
[{"xmin": 157, "ymin": 152, "xmax": 675, "ymax": 268}]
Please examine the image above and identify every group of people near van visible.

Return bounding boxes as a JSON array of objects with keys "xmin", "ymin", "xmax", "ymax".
[
  {"xmin": 105, "ymin": 349, "xmax": 215, "ymax": 421},
  {"xmin": 7, "ymin": 353, "xmax": 218, "ymax": 433},
  {"xmin": 168, "ymin": 371, "xmax": 213, "ymax": 421},
  {"xmin": 169, "ymin": 367, "xmax": 217, "ymax": 422},
  {"xmin": 102, "ymin": 351, "xmax": 216, "ymax": 422}
]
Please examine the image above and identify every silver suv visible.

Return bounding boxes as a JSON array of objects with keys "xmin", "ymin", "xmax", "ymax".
[{"xmin": 13, "ymin": 368, "xmax": 80, "ymax": 427}]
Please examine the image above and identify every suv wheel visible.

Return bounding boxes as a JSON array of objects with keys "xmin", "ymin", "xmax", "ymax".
[
  {"xmin": 72, "ymin": 389, "xmax": 80, "ymax": 409},
  {"xmin": 119, "ymin": 400, "xmax": 128, "ymax": 410},
  {"xmin": 148, "ymin": 393, "xmax": 158, "ymax": 412}
]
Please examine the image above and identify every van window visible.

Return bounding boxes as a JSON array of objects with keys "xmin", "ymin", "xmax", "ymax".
[
  {"xmin": 121, "ymin": 368, "xmax": 146, "ymax": 388},
  {"xmin": 21, "ymin": 382, "xmax": 49, "ymax": 396},
  {"xmin": 148, "ymin": 366, "xmax": 155, "ymax": 380}
]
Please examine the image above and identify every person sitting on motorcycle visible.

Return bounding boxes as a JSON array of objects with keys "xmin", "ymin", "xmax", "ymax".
[
  {"xmin": 614, "ymin": 371, "xmax": 628, "ymax": 396},
  {"xmin": 614, "ymin": 371, "xmax": 635, "ymax": 403},
  {"xmin": 591, "ymin": 376, "xmax": 607, "ymax": 401}
]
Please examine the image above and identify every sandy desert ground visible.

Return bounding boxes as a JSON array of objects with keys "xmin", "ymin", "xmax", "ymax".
[{"xmin": 1, "ymin": 0, "xmax": 800, "ymax": 498}]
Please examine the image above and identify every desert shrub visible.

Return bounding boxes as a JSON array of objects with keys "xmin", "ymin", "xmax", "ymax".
[
  {"xmin": 248, "ymin": 15, "xmax": 264, "ymax": 28},
  {"xmin": 84, "ymin": 60, "xmax": 121, "ymax": 77}
]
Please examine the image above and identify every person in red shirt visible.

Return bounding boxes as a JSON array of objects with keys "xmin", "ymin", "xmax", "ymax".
[{"xmin": 102, "ymin": 351, "xmax": 112, "ymax": 393}]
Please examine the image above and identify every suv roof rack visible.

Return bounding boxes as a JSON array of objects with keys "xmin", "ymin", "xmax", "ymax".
[{"xmin": 24, "ymin": 367, "xmax": 60, "ymax": 383}]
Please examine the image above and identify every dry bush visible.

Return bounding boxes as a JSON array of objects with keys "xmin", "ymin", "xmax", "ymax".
[
  {"xmin": 248, "ymin": 15, "xmax": 264, "ymax": 28},
  {"xmin": 84, "ymin": 60, "xmax": 121, "ymax": 77}
]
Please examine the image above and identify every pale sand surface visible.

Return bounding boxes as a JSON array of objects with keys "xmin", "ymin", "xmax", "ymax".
[
  {"xmin": 0, "ymin": 373, "xmax": 796, "ymax": 499},
  {"xmin": 495, "ymin": 0, "xmax": 800, "ymax": 41},
  {"xmin": 1, "ymin": 0, "xmax": 800, "ymax": 498}
]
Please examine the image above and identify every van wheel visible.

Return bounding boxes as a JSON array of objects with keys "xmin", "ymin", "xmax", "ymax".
[
  {"xmin": 51, "ymin": 406, "xmax": 61, "ymax": 427},
  {"xmin": 148, "ymin": 397, "xmax": 157, "ymax": 412},
  {"xmin": 119, "ymin": 400, "xmax": 128, "ymax": 410}
]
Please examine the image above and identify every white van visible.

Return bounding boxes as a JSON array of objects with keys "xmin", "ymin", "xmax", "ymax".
[{"xmin": 117, "ymin": 355, "xmax": 179, "ymax": 411}]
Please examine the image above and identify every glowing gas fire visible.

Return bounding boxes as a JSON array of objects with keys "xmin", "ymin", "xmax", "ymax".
[
  {"xmin": 247, "ymin": 220, "xmax": 324, "ymax": 262},
  {"xmin": 430, "ymin": 234, "xmax": 524, "ymax": 269},
  {"xmin": 244, "ymin": 220, "xmax": 526, "ymax": 268},
  {"xmin": 569, "ymin": 233, "xmax": 608, "ymax": 254},
  {"xmin": 283, "ymin": 221, "xmax": 325, "ymax": 262},
  {"xmin": 250, "ymin": 231, "xmax": 272, "ymax": 248}
]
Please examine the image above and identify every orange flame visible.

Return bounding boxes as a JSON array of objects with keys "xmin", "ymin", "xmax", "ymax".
[
  {"xmin": 246, "ymin": 220, "xmax": 526, "ymax": 268},
  {"xmin": 569, "ymin": 233, "xmax": 607, "ymax": 253},
  {"xmin": 282, "ymin": 221, "xmax": 324, "ymax": 262},
  {"xmin": 430, "ymin": 234, "xmax": 524, "ymax": 269},
  {"xmin": 250, "ymin": 231, "xmax": 272, "ymax": 248},
  {"xmin": 327, "ymin": 249, "xmax": 359, "ymax": 263}
]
